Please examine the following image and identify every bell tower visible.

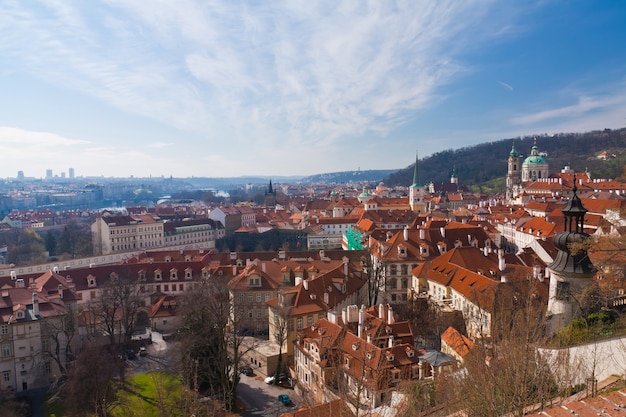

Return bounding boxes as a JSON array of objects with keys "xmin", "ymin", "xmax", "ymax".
[
  {"xmin": 409, "ymin": 151, "xmax": 426, "ymax": 213},
  {"xmin": 506, "ymin": 141, "xmax": 521, "ymax": 200}
]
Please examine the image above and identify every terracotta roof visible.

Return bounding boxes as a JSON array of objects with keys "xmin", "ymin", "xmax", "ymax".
[{"xmin": 441, "ymin": 326, "xmax": 474, "ymax": 358}]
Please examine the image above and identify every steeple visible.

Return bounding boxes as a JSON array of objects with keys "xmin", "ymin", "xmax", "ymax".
[
  {"xmin": 412, "ymin": 151, "xmax": 422, "ymax": 187},
  {"xmin": 268, "ymin": 179, "xmax": 274, "ymax": 194},
  {"xmin": 410, "ymin": 151, "xmax": 426, "ymax": 213}
]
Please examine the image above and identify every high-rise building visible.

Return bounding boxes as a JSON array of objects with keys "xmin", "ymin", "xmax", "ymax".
[
  {"xmin": 45, "ymin": 169, "xmax": 53, "ymax": 179},
  {"xmin": 17, "ymin": 171, "xmax": 24, "ymax": 181},
  {"xmin": 69, "ymin": 167, "xmax": 75, "ymax": 179}
]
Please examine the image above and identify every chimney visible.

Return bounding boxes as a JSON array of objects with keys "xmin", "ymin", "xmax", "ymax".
[
  {"xmin": 262, "ymin": 262, "xmax": 266, "ymax": 273},
  {"xmin": 367, "ymin": 334, "xmax": 372, "ymax": 344},
  {"xmin": 232, "ymin": 265, "xmax": 237, "ymax": 276},
  {"xmin": 440, "ymin": 227, "xmax": 445, "ymax": 238},
  {"xmin": 378, "ymin": 303, "xmax": 385, "ymax": 321},
  {"xmin": 359, "ymin": 305, "xmax": 366, "ymax": 326},
  {"xmin": 387, "ymin": 306, "xmax": 394, "ymax": 324},
  {"xmin": 303, "ymin": 279, "xmax": 309, "ymax": 290},
  {"xmin": 295, "ymin": 276, "xmax": 303, "ymax": 286},
  {"xmin": 343, "ymin": 257, "xmax": 349, "ymax": 277},
  {"xmin": 58, "ymin": 284, "xmax": 64, "ymax": 299},
  {"xmin": 388, "ymin": 335, "xmax": 394, "ymax": 348},
  {"xmin": 498, "ymin": 249, "xmax": 506, "ymax": 272},
  {"xmin": 403, "ymin": 226, "xmax": 409, "ymax": 241},
  {"xmin": 32, "ymin": 292, "xmax": 39, "ymax": 317},
  {"xmin": 323, "ymin": 292, "xmax": 329, "ymax": 304}
]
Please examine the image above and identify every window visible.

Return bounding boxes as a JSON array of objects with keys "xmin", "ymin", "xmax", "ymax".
[
  {"xmin": 265, "ymin": 292, "xmax": 270, "ymax": 301},
  {"xmin": 556, "ymin": 281, "xmax": 570, "ymax": 301},
  {"xmin": 1, "ymin": 325, "xmax": 8, "ymax": 335},
  {"xmin": 257, "ymin": 310, "xmax": 262, "ymax": 318},
  {"xmin": 256, "ymin": 294, "xmax": 262, "ymax": 303},
  {"xmin": 307, "ymin": 316, "xmax": 313, "ymax": 326},
  {"xmin": 42, "ymin": 339, "xmax": 49, "ymax": 351},
  {"xmin": 248, "ymin": 311, "xmax": 253, "ymax": 318},
  {"xmin": 2, "ymin": 344, "xmax": 10, "ymax": 357},
  {"xmin": 248, "ymin": 295, "xmax": 253, "ymax": 303},
  {"xmin": 297, "ymin": 318, "xmax": 303, "ymax": 330},
  {"xmin": 2, "ymin": 371, "xmax": 9, "ymax": 382},
  {"xmin": 45, "ymin": 362, "xmax": 51, "ymax": 374}
]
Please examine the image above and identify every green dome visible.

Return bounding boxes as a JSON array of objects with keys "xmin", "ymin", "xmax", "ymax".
[
  {"xmin": 509, "ymin": 143, "xmax": 518, "ymax": 157},
  {"xmin": 523, "ymin": 155, "xmax": 547, "ymax": 165}
]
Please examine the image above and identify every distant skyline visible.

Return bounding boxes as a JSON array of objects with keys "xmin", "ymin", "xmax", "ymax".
[{"xmin": 1, "ymin": 1, "xmax": 625, "ymax": 179}]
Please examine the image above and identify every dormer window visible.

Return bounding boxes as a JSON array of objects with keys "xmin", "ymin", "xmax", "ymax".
[
  {"xmin": 16, "ymin": 311, "xmax": 24, "ymax": 320},
  {"xmin": 165, "ymin": 256, "xmax": 172, "ymax": 262},
  {"xmin": 406, "ymin": 348, "xmax": 415, "ymax": 358},
  {"xmin": 185, "ymin": 269, "xmax": 193, "ymax": 280},
  {"xmin": 138, "ymin": 270, "xmax": 146, "ymax": 282},
  {"xmin": 386, "ymin": 352, "xmax": 394, "ymax": 362},
  {"xmin": 185, "ymin": 255, "xmax": 192, "ymax": 262},
  {"xmin": 155, "ymin": 270, "xmax": 162, "ymax": 281},
  {"xmin": 352, "ymin": 343, "xmax": 360, "ymax": 351},
  {"xmin": 170, "ymin": 269, "xmax": 178, "ymax": 280},
  {"xmin": 87, "ymin": 275, "xmax": 97, "ymax": 288},
  {"xmin": 249, "ymin": 277, "xmax": 260, "ymax": 287}
]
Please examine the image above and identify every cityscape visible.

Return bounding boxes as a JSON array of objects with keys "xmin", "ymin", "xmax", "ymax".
[
  {"xmin": 1, "ymin": 1, "xmax": 626, "ymax": 417},
  {"xmin": 0, "ymin": 137, "xmax": 625, "ymax": 416}
]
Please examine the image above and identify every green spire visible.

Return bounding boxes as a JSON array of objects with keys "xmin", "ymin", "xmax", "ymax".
[
  {"xmin": 510, "ymin": 141, "xmax": 518, "ymax": 157},
  {"xmin": 412, "ymin": 151, "xmax": 422, "ymax": 187}
]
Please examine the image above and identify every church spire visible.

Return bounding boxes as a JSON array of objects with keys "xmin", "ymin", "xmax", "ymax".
[
  {"xmin": 412, "ymin": 151, "xmax": 422, "ymax": 187},
  {"xmin": 268, "ymin": 179, "xmax": 274, "ymax": 194}
]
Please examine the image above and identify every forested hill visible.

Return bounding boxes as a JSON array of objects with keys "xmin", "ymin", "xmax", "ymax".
[{"xmin": 383, "ymin": 128, "xmax": 626, "ymax": 190}]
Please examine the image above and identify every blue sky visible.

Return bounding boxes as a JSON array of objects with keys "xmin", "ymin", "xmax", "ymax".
[{"xmin": 1, "ymin": 1, "xmax": 625, "ymax": 179}]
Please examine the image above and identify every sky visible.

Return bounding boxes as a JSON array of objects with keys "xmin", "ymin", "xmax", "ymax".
[{"xmin": 1, "ymin": 1, "xmax": 625, "ymax": 179}]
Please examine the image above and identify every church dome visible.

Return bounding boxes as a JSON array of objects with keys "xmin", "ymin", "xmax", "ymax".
[
  {"xmin": 509, "ymin": 143, "xmax": 518, "ymax": 157},
  {"xmin": 523, "ymin": 144, "xmax": 546, "ymax": 165}
]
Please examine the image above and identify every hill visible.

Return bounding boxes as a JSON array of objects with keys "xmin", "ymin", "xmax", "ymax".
[
  {"xmin": 383, "ymin": 128, "xmax": 626, "ymax": 191},
  {"xmin": 300, "ymin": 169, "xmax": 397, "ymax": 184}
]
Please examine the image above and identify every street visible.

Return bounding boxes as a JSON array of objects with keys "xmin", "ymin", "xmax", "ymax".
[{"xmin": 237, "ymin": 373, "xmax": 300, "ymax": 417}]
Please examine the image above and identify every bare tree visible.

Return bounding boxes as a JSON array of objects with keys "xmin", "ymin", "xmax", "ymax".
[
  {"xmin": 445, "ymin": 273, "xmax": 556, "ymax": 417},
  {"xmin": 361, "ymin": 252, "xmax": 386, "ymax": 307},
  {"xmin": 269, "ymin": 302, "xmax": 292, "ymax": 382},
  {"xmin": 179, "ymin": 278, "xmax": 255, "ymax": 412},
  {"xmin": 61, "ymin": 342, "xmax": 117, "ymax": 417},
  {"xmin": 43, "ymin": 302, "xmax": 77, "ymax": 382}
]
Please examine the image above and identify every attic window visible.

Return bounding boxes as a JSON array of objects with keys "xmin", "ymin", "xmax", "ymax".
[
  {"xmin": 155, "ymin": 271, "xmax": 162, "ymax": 281},
  {"xmin": 366, "ymin": 351, "xmax": 373, "ymax": 360},
  {"xmin": 138, "ymin": 271, "xmax": 146, "ymax": 282},
  {"xmin": 386, "ymin": 352, "xmax": 394, "ymax": 362},
  {"xmin": 170, "ymin": 270, "xmax": 178, "ymax": 280},
  {"xmin": 406, "ymin": 348, "xmax": 415, "ymax": 358},
  {"xmin": 249, "ymin": 277, "xmax": 260, "ymax": 286},
  {"xmin": 165, "ymin": 256, "xmax": 172, "ymax": 262},
  {"xmin": 16, "ymin": 311, "xmax": 24, "ymax": 319},
  {"xmin": 352, "ymin": 343, "xmax": 360, "ymax": 351},
  {"xmin": 391, "ymin": 368, "xmax": 401, "ymax": 380},
  {"xmin": 185, "ymin": 270, "xmax": 192, "ymax": 279}
]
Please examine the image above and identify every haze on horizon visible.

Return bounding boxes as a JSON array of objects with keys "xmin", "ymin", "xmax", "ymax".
[{"xmin": 1, "ymin": 1, "xmax": 625, "ymax": 179}]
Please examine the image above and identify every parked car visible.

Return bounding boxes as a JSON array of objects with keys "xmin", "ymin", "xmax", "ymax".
[
  {"xmin": 239, "ymin": 366, "xmax": 253, "ymax": 376},
  {"xmin": 279, "ymin": 376, "xmax": 294, "ymax": 388},
  {"xmin": 139, "ymin": 346, "xmax": 147, "ymax": 356},
  {"xmin": 126, "ymin": 348, "xmax": 136, "ymax": 360},
  {"xmin": 264, "ymin": 375, "xmax": 275, "ymax": 385},
  {"xmin": 278, "ymin": 394, "xmax": 293, "ymax": 406}
]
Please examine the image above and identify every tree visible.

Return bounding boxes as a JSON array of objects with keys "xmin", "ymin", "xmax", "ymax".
[
  {"xmin": 57, "ymin": 220, "xmax": 93, "ymax": 259},
  {"xmin": 179, "ymin": 278, "xmax": 255, "ymax": 412},
  {"xmin": 270, "ymin": 302, "xmax": 292, "ymax": 383},
  {"xmin": 7, "ymin": 229, "xmax": 47, "ymax": 265},
  {"xmin": 444, "ymin": 273, "xmax": 556, "ymax": 417},
  {"xmin": 361, "ymin": 251, "xmax": 386, "ymax": 307},
  {"xmin": 43, "ymin": 302, "xmax": 77, "ymax": 384},
  {"xmin": 62, "ymin": 343, "xmax": 117, "ymax": 417}
]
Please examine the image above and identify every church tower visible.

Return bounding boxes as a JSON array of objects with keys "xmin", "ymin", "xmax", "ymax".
[
  {"xmin": 506, "ymin": 141, "xmax": 521, "ymax": 200},
  {"xmin": 547, "ymin": 179, "xmax": 595, "ymax": 331},
  {"xmin": 409, "ymin": 152, "xmax": 426, "ymax": 213},
  {"xmin": 450, "ymin": 166, "xmax": 458, "ymax": 184},
  {"xmin": 265, "ymin": 179, "xmax": 277, "ymax": 207}
]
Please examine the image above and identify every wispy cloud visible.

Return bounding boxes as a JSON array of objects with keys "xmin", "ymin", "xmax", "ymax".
[
  {"xmin": 0, "ymin": 0, "xmax": 509, "ymax": 152},
  {"xmin": 498, "ymin": 81, "xmax": 514, "ymax": 91}
]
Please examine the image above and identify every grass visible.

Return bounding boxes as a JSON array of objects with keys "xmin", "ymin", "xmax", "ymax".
[
  {"xmin": 110, "ymin": 372, "xmax": 184, "ymax": 417},
  {"xmin": 44, "ymin": 371, "xmax": 186, "ymax": 417}
]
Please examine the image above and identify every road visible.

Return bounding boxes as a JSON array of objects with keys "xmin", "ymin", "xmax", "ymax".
[{"xmin": 237, "ymin": 373, "xmax": 300, "ymax": 417}]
